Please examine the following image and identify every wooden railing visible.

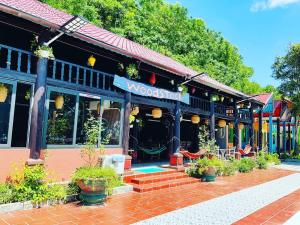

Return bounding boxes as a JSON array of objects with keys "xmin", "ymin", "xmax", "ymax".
[
  {"xmin": 47, "ymin": 59, "xmax": 116, "ymax": 92},
  {"xmin": 0, "ymin": 44, "xmax": 37, "ymax": 75},
  {"xmin": 215, "ymin": 102, "xmax": 234, "ymax": 118},
  {"xmin": 190, "ymin": 96, "xmax": 210, "ymax": 112}
]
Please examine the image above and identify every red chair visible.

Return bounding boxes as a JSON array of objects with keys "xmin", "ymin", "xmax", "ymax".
[
  {"xmin": 238, "ymin": 144, "xmax": 252, "ymax": 156},
  {"xmin": 180, "ymin": 148, "xmax": 207, "ymax": 160}
]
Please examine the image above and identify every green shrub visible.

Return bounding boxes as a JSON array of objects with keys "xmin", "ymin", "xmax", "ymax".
[
  {"xmin": 237, "ymin": 158, "xmax": 256, "ymax": 173},
  {"xmin": 72, "ymin": 166, "xmax": 122, "ymax": 195},
  {"xmin": 186, "ymin": 157, "xmax": 224, "ymax": 177},
  {"xmin": 47, "ymin": 184, "xmax": 67, "ymax": 202},
  {"xmin": 256, "ymin": 156, "xmax": 268, "ymax": 169},
  {"xmin": 66, "ymin": 181, "xmax": 80, "ymax": 195},
  {"xmin": 0, "ymin": 183, "xmax": 14, "ymax": 204},
  {"xmin": 222, "ymin": 161, "xmax": 237, "ymax": 176}
]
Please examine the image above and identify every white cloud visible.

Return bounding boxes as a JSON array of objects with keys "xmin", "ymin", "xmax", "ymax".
[{"xmin": 251, "ymin": 0, "xmax": 300, "ymax": 12}]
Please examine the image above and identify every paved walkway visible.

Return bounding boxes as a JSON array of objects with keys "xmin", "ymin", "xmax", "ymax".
[
  {"xmin": 273, "ymin": 160, "xmax": 300, "ymax": 172},
  {"xmin": 0, "ymin": 169, "xmax": 295, "ymax": 225},
  {"xmin": 134, "ymin": 173, "xmax": 300, "ymax": 225}
]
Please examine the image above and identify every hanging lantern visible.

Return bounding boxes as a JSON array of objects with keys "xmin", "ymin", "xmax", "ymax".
[
  {"xmin": 0, "ymin": 84, "xmax": 8, "ymax": 103},
  {"xmin": 229, "ymin": 123, "xmax": 234, "ymax": 129},
  {"xmin": 87, "ymin": 55, "xmax": 96, "ymax": 67},
  {"xmin": 55, "ymin": 95, "xmax": 64, "ymax": 109},
  {"xmin": 218, "ymin": 120, "xmax": 226, "ymax": 128},
  {"xmin": 149, "ymin": 73, "xmax": 156, "ymax": 86},
  {"xmin": 238, "ymin": 123, "xmax": 244, "ymax": 130},
  {"xmin": 204, "ymin": 118, "xmax": 209, "ymax": 125},
  {"xmin": 253, "ymin": 122, "xmax": 259, "ymax": 130},
  {"xmin": 152, "ymin": 108, "xmax": 162, "ymax": 119},
  {"xmin": 191, "ymin": 115, "xmax": 200, "ymax": 124},
  {"xmin": 97, "ymin": 102, "xmax": 101, "ymax": 115},
  {"xmin": 220, "ymin": 96, "xmax": 225, "ymax": 102},
  {"xmin": 131, "ymin": 106, "xmax": 139, "ymax": 116},
  {"xmin": 191, "ymin": 87, "xmax": 196, "ymax": 94},
  {"xmin": 262, "ymin": 122, "xmax": 268, "ymax": 133}
]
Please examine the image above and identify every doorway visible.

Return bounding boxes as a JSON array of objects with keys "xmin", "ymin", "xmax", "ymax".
[{"xmin": 11, "ymin": 83, "xmax": 32, "ymax": 147}]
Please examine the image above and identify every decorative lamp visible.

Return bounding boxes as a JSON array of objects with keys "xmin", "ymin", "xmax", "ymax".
[
  {"xmin": 238, "ymin": 123, "xmax": 244, "ymax": 130},
  {"xmin": 191, "ymin": 87, "xmax": 196, "ymax": 94},
  {"xmin": 211, "ymin": 95, "xmax": 218, "ymax": 102},
  {"xmin": 87, "ymin": 55, "xmax": 96, "ymax": 67},
  {"xmin": 149, "ymin": 73, "xmax": 156, "ymax": 86},
  {"xmin": 55, "ymin": 95, "xmax": 64, "ymax": 109},
  {"xmin": 152, "ymin": 108, "xmax": 162, "ymax": 119},
  {"xmin": 229, "ymin": 123, "xmax": 234, "ymax": 129},
  {"xmin": 220, "ymin": 96, "xmax": 225, "ymax": 102},
  {"xmin": 191, "ymin": 115, "xmax": 200, "ymax": 124},
  {"xmin": 253, "ymin": 122, "xmax": 259, "ymax": 130},
  {"xmin": 218, "ymin": 120, "xmax": 226, "ymax": 128},
  {"xmin": 0, "ymin": 84, "xmax": 8, "ymax": 103}
]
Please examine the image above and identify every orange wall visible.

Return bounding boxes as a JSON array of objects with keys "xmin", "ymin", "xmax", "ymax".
[{"xmin": 0, "ymin": 148, "xmax": 123, "ymax": 182}]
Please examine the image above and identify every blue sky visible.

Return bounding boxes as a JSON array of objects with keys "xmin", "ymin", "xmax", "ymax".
[{"xmin": 167, "ymin": 0, "xmax": 300, "ymax": 87}]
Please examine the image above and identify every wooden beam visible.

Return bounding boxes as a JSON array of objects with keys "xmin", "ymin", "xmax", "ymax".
[
  {"xmin": 258, "ymin": 109, "xmax": 263, "ymax": 150},
  {"xmin": 173, "ymin": 101, "xmax": 181, "ymax": 153},
  {"xmin": 210, "ymin": 100, "xmax": 215, "ymax": 139}
]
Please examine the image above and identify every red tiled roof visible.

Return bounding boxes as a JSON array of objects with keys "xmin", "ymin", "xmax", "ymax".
[
  {"xmin": 252, "ymin": 93, "xmax": 272, "ymax": 105},
  {"xmin": 0, "ymin": 0, "xmax": 249, "ymax": 97}
]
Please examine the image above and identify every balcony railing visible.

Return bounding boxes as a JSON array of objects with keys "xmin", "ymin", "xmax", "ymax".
[
  {"xmin": 0, "ymin": 44, "xmax": 37, "ymax": 75},
  {"xmin": 215, "ymin": 102, "xmax": 234, "ymax": 118}
]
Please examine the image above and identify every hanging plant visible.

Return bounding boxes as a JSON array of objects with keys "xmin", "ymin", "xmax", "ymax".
[
  {"xmin": 25, "ymin": 89, "xmax": 31, "ymax": 101},
  {"xmin": 0, "ymin": 83, "xmax": 8, "ymax": 103},
  {"xmin": 126, "ymin": 64, "xmax": 139, "ymax": 79},
  {"xmin": 179, "ymin": 84, "xmax": 188, "ymax": 95},
  {"xmin": 117, "ymin": 63, "xmax": 125, "ymax": 72},
  {"xmin": 34, "ymin": 45, "xmax": 55, "ymax": 59},
  {"xmin": 129, "ymin": 114, "xmax": 135, "ymax": 124}
]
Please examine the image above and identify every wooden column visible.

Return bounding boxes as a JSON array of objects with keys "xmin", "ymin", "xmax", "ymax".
[
  {"xmin": 249, "ymin": 108, "xmax": 254, "ymax": 147},
  {"xmin": 123, "ymin": 92, "xmax": 131, "ymax": 155},
  {"xmin": 173, "ymin": 101, "xmax": 181, "ymax": 153},
  {"xmin": 283, "ymin": 121, "xmax": 286, "ymax": 153},
  {"xmin": 234, "ymin": 101, "xmax": 239, "ymax": 149},
  {"xmin": 268, "ymin": 115, "xmax": 273, "ymax": 153},
  {"xmin": 210, "ymin": 100, "xmax": 215, "ymax": 139},
  {"xmin": 288, "ymin": 123, "xmax": 291, "ymax": 154},
  {"xmin": 28, "ymin": 57, "xmax": 48, "ymax": 160},
  {"xmin": 277, "ymin": 118, "xmax": 280, "ymax": 154},
  {"xmin": 258, "ymin": 109, "xmax": 263, "ymax": 150}
]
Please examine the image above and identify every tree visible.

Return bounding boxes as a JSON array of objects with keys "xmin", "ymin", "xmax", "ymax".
[{"xmin": 272, "ymin": 43, "xmax": 300, "ymax": 153}]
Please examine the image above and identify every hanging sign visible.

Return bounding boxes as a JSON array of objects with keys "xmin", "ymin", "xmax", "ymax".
[{"xmin": 113, "ymin": 75, "xmax": 190, "ymax": 105}]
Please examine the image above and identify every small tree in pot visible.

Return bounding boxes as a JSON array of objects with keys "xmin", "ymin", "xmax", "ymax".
[{"xmin": 73, "ymin": 115, "xmax": 121, "ymax": 205}]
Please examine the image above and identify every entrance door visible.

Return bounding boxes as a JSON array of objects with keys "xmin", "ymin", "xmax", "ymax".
[
  {"xmin": 11, "ymin": 83, "xmax": 32, "ymax": 147},
  {"xmin": 0, "ymin": 79, "xmax": 16, "ymax": 147}
]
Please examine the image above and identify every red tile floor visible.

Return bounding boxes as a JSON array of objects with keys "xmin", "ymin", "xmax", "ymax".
[{"xmin": 0, "ymin": 169, "xmax": 296, "ymax": 225}]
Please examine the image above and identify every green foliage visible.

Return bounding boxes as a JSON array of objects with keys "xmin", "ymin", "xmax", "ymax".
[
  {"xmin": 188, "ymin": 157, "xmax": 223, "ymax": 176},
  {"xmin": 222, "ymin": 161, "xmax": 238, "ymax": 176},
  {"xmin": 0, "ymin": 184, "xmax": 15, "ymax": 204},
  {"xmin": 41, "ymin": 0, "xmax": 277, "ymax": 94},
  {"xmin": 237, "ymin": 158, "xmax": 256, "ymax": 173},
  {"xmin": 6, "ymin": 165, "xmax": 67, "ymax": 204},
  {"xmin": 256, "ymin": 156, "xmax": 268, "ymax": 169},
  {"xmin": 126, "ymin": 64, "xmax": 139, "ymax": 79},
  {"xmin": 34, "ymin": 45, "xmax": 55, "ymax": 59},
  {"xmin": 66, "ymin": 181, "xmax": 80, "ymax": 195}
]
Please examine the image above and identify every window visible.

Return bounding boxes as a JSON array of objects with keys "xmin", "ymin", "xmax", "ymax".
[
  {"xmin": 46, "ymin": 91, "xmax": 76, "ymax": 145},
  {"xmin": 101, "ymin": 100, "xmax": 122, "ymax": 145},
  {"xmin": 76, "ymin": 96, "xmax": 101, "ymax": 145},
  {"xmin": 0, "ymin": 83, "xmax": 13, "ymax": 145}
]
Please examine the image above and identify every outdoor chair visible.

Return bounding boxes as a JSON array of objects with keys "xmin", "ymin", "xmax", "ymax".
[{"xmin": 238, "ymin": 144, "xmax": 256, "ymax": 157}]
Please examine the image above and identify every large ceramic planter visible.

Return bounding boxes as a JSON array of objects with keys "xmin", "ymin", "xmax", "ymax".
[
  {"xmin": 202, "ymin": 166, "xmax": 216, "ymax": 182},
  {"xmin": 77, "ymin": 178, "xmax": 107, "ymax": 205}
]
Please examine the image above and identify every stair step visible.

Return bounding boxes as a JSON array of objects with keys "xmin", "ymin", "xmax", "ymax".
[
  {"xmin": 131, "ymin": 172, "xmax": 188, "ymax": 185},
  {"xmin": 124, "ymin": 170, "xmax": 177, "ymax": 183},
  {"xmin": 133, "ymin": 177, "xmax": 199, "ymax": 193}
]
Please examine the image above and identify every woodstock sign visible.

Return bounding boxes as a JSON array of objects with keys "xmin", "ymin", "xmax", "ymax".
[{"xmin": 113, "ymin": 75, "xmax": 190, "ymax": 105}]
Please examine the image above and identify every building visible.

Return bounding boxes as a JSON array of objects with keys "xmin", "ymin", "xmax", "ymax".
[{"xmin": 0, "ymin": 0, "xmax": 264, "ymax": 181}]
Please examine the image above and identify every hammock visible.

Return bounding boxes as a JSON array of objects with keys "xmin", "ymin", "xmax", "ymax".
[
  {"xmin": 180, "ymin": 148, "xmax": 207, "ymax": 160},
  {"xmin": 137, "ymin": 145, "xmax": 167, "ymax": 155}
]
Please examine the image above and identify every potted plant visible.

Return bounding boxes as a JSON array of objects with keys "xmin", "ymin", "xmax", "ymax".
[
  {"xmin": 198, "ymin": 126, "xmax": 219, "ymax": 158},
  {"xmin": 126, "ymin": 64, "xmax": 139, "ymax": 79},
  {"xmin": 196, "ymin": 157, "xmax": 222, "ymax": 182},
  {"xmin": 0, "ymin": 83, "xmax": 8, "ymax": 103},
  {"xmin": 73, "ymin": 115, "xmax": 119, "ymax": 205}
]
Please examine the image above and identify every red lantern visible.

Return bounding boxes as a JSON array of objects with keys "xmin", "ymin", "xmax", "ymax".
[
  {"xmin": 149, "ymin": 73, "xmax": 156, "ymax": 86},
  {"xmin": 191, "ymin": 87, "xmax": 196, "ymax": 94}
]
